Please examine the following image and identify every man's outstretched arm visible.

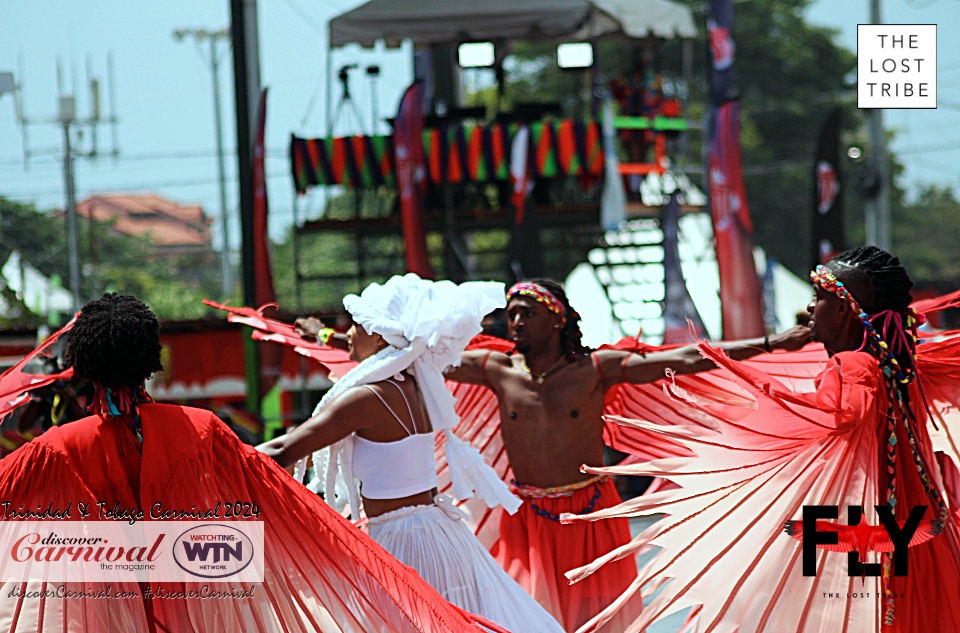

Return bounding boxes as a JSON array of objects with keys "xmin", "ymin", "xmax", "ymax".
[
  {"xmin": 444, "ymin": 349, "xmax": 496, "ymax": 386},
  {"xmin": 599, "ymin": 325, "xmax": 811, "ymax": 386}
]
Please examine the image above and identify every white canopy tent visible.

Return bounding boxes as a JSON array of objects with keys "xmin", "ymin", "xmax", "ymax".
[
  {"xmin": 321, "ymin": 0, "xmax": 697, "ymax": 133},
  {"xmin": 329, "ymin": 0, "xmax": 696, "ymax": 49}
]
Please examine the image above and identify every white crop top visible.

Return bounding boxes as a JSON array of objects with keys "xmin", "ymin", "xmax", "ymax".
[{"xmin": 351, "ymin": 380, "xmax": 439, "ymax": 500}]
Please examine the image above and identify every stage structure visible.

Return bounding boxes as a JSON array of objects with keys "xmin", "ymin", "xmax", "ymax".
[{"xmin": 289, "ymin": 0, "xmax": 700, "ymax": 313}]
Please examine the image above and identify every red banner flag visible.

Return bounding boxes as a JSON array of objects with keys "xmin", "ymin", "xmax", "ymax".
[
  {"xmin": 395, "ymin": 82, "xmax": 435, "ymax": 279},
  {"xmin": 253, "ymin": 87, "xmax": 275, "ymax": 306},
  {"xmin": 707, "ymin": 0, "xmax": 765, "ymax": 339},
  {"xmin": 707, "ymin": 101, "xmax": 765, "ymax": 339}
]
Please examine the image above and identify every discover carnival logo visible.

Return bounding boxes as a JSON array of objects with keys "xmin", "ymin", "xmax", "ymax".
[
  {"xmin": 0, "ymin": 520, "xmax": 264, "ymax": 583},
  {"xmin": 173, "ymin": 524, "xmax": 255, "ymax": 579}
]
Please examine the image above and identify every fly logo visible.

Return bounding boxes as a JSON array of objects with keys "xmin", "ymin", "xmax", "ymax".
[
  {"xmin": 783, "ymin": 505, "xmax": 942, "ymax": 579},
  {"xmin": 173, "ymin": 524, "xmax": 255, "ymax": 579}
]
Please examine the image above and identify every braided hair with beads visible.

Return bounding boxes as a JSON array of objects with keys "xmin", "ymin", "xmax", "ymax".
[
  {"xmin": 811, "ymin": 246, "xmax": 943, "ymax": 625},
  {"xmin": 63, "ymin": 293, "xmax": 162, "ymax": 445}
]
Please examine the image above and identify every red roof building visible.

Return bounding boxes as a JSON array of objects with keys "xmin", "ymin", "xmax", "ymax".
[{"xmin": 76, "ymin": 194, "xmax": 212, "ymax": 257}]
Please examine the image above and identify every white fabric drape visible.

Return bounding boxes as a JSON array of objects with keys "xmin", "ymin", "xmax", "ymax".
[
  {"xmin": 296, "ymin": 274, "xmax": 521, "ymax": 516},
  {"xmin": 368, "ymin": 496, "xmax": 563, "ymax": 633}
]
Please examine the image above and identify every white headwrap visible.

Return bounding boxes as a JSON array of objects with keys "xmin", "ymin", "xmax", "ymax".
[{"xmin": 295, "ymin": 273, "xmax": 521, "ymax": 516}]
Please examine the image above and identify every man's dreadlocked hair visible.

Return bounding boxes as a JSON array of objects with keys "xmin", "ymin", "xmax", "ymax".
[
  {"xmin": 529, "ymin": 278, "xmax": 593, "ymax": 360},
  {"xmin": 63, "ymin": 293, "xmax": 163, "ymax": 389},
  {"xmin": 829, "ymin": 246, "xmax": 913, "ymax": 314},
  {"xmin": 828, "ymin": 246, "xmax": 915, "ymax": 373}
]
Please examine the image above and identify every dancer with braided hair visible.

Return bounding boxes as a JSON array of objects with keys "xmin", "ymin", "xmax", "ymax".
[
  {"xmin": 0, "ymin": 294, "xmax": 509, "ymax": 632},
  {"xmin": 562, "ymin": 246, "xmax": 960, "ymax": 632},
  {"xmin": 446, "ymin": 278, "xmax": 810, "ymax": 632}
]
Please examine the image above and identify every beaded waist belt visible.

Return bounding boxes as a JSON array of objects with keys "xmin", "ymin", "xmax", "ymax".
[
  {"xmin": 510, "ymin": 475, "xmax": 608, "ymax": 499},
  {"xmin": 510, "ymin": 475, "xmax": 608, "ymax": 522}
]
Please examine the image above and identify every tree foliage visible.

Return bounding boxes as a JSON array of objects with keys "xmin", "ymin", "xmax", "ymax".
[
  {"xmin": 0, "ymin": 196, "xmax": 220, "ymax": 324},
  {"xmin": 892, "ymin": 185, "xmax": 960, "ymax": 283}
]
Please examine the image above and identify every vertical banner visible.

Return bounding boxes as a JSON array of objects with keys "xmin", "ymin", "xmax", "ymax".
[
  {"xmin": 508, "ymin": 126, "xmax": 544, "ymax": 281},
  {"xmin": 661, "ymin": 189, "xmax": 707, "ymax": 344},
  {"xmin": 395, "ymin": 82, "xmax": 435, "ymax": 279},
  {"xmin": 811, "ymin": 107, "xmax": 845, "ymax": 266},
  {"xmin": 707, "ymin": 0, "xmax": 765, "ymax": 339},
  {"xmin": 253, "ymin": 87, "xmax": 275, "ymax": 307}
]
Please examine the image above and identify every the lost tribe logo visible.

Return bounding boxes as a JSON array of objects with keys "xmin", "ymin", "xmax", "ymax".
[
  {"xmin": 783, "ymin": 505, "xmax": 942, "ymax": 579},
  {"xmin": 173, "ymin": 524, "xmax": 255, "ymax": 579}
]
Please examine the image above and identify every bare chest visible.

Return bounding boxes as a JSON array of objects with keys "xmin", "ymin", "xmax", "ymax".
[{"xmin": 496, "ymin": 363, "xmax": 604, "ymax": 424}]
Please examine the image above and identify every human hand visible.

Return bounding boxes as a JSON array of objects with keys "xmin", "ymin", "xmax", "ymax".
[
  {"xmin": 294, "ymin": 317, "xmax": 323, "ymax": 341},
  {"xmin": 768, "ymin": 325, "xmax": 811, "ymax": 352}
]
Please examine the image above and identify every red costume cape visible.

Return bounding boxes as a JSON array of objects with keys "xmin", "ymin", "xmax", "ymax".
[
  {"xmin": 205, "ymin": 301, "xmax": 960, "ymax": 632},
  {"xmin": 0, "ymin": 404, "xmax": 501, "ymax": 632},
  {"xmin": 564, "ymin": 340, "xmax": 960, "ymax": 633}
]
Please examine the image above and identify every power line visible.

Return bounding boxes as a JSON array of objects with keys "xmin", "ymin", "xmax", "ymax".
[
  {"xmin": 2, "ymin": 169, "xmax": 298, "ymax": 200},
  {"xmin": 0, "ymin": 147, "xmax": 289, "ymax": 168},
  {"xmin": 277, "ymin": 0, "xmax": 328, "ymax": 37},
  {"xmin": 900, "ymin": 155, "xmax": 960, "ymax": 178},
  {"xmin": 897, "ymin": 139, "xmax": 960, "ymax": 154}
]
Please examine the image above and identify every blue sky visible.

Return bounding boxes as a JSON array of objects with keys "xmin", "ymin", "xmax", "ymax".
[{"xmin": 1, "ymin": 0, "xmax": 957, "ymax": 252}]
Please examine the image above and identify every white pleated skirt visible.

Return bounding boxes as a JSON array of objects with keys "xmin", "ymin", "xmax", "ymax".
[{"xmin": 368, "ymin": 500, "xmax": 564, "ymax": 633}]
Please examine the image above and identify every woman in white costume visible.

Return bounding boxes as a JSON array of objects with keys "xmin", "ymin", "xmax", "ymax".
[{"xmin": 260, "ymin": 274, "xmax": 563, "ymax": 633}]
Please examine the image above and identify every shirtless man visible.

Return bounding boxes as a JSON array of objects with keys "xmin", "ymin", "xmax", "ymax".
[{"xmin": 443, "ymin": 279, "xmax": 810, "ymax": 631}]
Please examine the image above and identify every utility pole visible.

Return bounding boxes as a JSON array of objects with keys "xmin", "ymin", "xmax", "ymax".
[
  {"xmin": 9, "ymin": 60, "xmax": 119, "ymax": 314},
  {"xmin": 231, "ymin": 0, "xmax": 263, "ymax": 419},
  {"xmin": 59, "ymin": 97, "xmax": 82, "ymax": 312},
  {"xmin": 10, "ymin": 56, "xmax": 120, "ymax": 311},
  {"xmin": 173, "ymin": 27, "xmax": 234, "ymax": 298},
  {"xmin": 865, "ymin": 0, "xmax": 891, "ymax": 251}
]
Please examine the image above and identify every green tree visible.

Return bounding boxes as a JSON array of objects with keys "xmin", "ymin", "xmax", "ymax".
[
  {"xmin": 892, "ymin": 185, "xmax": 960, "ymax": 283},
  {"xmin": 0, "ymin": 195, "xmax": 222, "ymax": 323}
]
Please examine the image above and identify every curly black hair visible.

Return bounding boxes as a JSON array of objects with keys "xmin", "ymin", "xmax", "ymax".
[
  {"xmin": 529, "ymin": 278, "xmax": 593, "ymax": 359},
  {"xmin": 63, "ymin": 293, "xmax": 163, "ymax": 388},
  {"xmin": 828, "ymin": 246, "xmax": 913, "ymax": 315}
]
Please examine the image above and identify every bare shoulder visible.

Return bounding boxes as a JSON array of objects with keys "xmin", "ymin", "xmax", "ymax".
[
  {"xmin": 448, "ymin": 349, "xmax": 513, "ymax": 386},
  {"xmin": 460, "ymin": 348, "xmax": 511, "ymax": 367},
  {"xmin": 591, "ymin": 348, "xmax": 631, "ymax": 362},
  {"xmin": 483, "ymin": 350, "xmax": 515, "ymax": 370},
  {"xmin": 590, "ymin": 348, "xmax": 632, "ymax": 372},
  {"xmin": 324, "ymin": 385, "xmax": 382, "ymax": 418}
]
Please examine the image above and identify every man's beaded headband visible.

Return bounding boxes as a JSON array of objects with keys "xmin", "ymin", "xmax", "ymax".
[{"xmin": 506, "ymin": 282, "xmax": 566, "ymax": 326}]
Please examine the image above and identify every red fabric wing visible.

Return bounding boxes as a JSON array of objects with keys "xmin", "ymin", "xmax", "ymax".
[{"xmin": 0, "ymin": 317, "xmax": 75, "ymax": 418}]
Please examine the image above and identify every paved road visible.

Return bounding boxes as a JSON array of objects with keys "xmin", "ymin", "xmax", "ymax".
[{"xmin": 630, "ymin": 515, "xmax": 688, "ymax": 633}]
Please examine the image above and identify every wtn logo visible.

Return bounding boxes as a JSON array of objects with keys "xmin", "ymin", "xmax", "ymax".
[
  {"xmin": 173, "ymin": 524, "xmax": 255, "ymax": 579},
  {"xmin": 180, "ymin": 540, "xmax": 243, "ymax": 564},
  {"xmin": 783, "ymin": 505, "xmax": 942, "ymax": 579}
]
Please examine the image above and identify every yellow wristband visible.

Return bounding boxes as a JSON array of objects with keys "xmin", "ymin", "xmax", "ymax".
[{"xmin": 318, "ymin": 328, "xmax": 336, "ymax": 346}]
